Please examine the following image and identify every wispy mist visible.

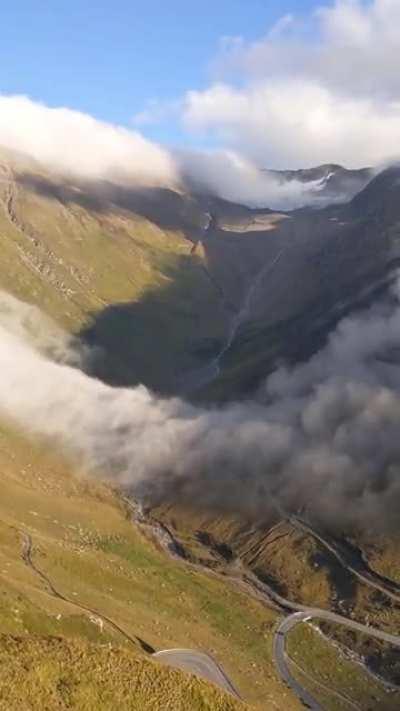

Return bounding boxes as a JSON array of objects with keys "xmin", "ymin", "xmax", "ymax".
[
  {"xmin": 0, "ymin": 291, "xmax": 92, "ymax": 368},
  {"xmin": 2, "ymin": 286, "xmax": 400, "ymax": 534}
]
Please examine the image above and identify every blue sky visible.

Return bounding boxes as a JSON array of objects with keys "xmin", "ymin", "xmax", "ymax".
[
  {"xmin": 0, "ymin": 0, "xmax": 318, "ymax": 145},
  {"xmin": 1, "ymin": 1, "xmax": 396, "ymax": 175}
]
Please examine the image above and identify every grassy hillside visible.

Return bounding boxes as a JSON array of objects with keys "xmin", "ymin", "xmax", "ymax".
[
  {"xmin": 0, "ymin": 154, "xmax": 299, "ymax": 708},
  {"xmin": 286, "ymin": 624, "xmax": 400, "ymax": 711},
  {"xmin": 0, "ymin": 421, "xmax": 305, "ymax": 710},
  {"xmin": 0, "ymin": 635, "xmax": 245, "ymax": 711},
  {"xmin": 0, "ymin": 153, "xmax": 227, "ymax": 392},
  {"xmin": 1, "ymin": 150, "xmax": 400, "ymax": 709}
]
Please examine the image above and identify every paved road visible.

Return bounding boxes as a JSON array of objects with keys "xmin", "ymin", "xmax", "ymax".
[
  {"xmin": 273, "ymin": 609, "xmax": 400, "ymax": 710},
  {"xmin": 19, "ymin": 526, "xmax": 242, "ymax": 701},
  {"xmin": 153, "ymin": 649, "xmax": 242, "ymax": 700},
  {"xmin": 274, "ymin": 613, "xmax": 323, "ymax": 710},
  {"xmin": 124, "ymin": 498, "xmax": 400, "ymax": 708}
]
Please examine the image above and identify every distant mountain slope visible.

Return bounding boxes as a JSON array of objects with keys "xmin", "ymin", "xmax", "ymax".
[
  {"xmin": 265, "ymin": 163, "xmax": 374, "ymax": 203},
  {"xmin": 199, "ymin": 165, "xmax": 400, "ymax": 400}
]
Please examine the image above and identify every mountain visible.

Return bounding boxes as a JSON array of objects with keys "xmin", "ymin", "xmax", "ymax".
[
  {"xmin": 1, "ymin": 147, "xmax": 393, "ymax": 403},
  {"xmin": 198, "ymin": 165, "xmax": 400, "ymax": 400},
  {"xmin": 0, "ymin": 148, "xmax": 297, "ymax": 710},
  {"xmin": 0, "ymin": 148, "xmax": 228, "ymax": 394},
  {"xmin": 2, "ymin": 147, "xmax": 400, "ymax": 710},
  {"xmin": 264, "ymin": 163, "xmax": 374, "ymax": 203}
]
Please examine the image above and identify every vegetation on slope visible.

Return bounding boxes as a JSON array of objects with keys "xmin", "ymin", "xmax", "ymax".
[
  {"xmin": 286, "ymin": 623, "xmax": 400, "ymax": 711},
  {"xmin": 0, "ymin": 422, "xmax": 301, "ymax": 710},
  {"xmin": 2, "ymin": 150, "xmax": 400, "ymax": 709},
  {"xmin": 0, "ymin": 635, "xmax": 245, "ymax": 711},
  {"xmin": 0, "ymin": 156, "xmax": 227, "ymax": 393}
]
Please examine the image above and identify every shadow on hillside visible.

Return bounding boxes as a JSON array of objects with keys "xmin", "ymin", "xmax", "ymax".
[
  {"xmin": 78, "ymin": 254, "xmax": 225, "ymax": 396},
  {"xmin": 16, "ymin": 172, "xmax": 207, "ymax": 242}
]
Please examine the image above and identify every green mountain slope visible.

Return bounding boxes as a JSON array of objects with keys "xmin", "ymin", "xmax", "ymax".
[
  {"xmin": 0, "ymin": 635, "xmax": 244, "ymax": 711},
  {"xmin": 0, "ymin": 149, "xmax": 226, "ymax": 393},
  {"xmin": 2, "ymin": 148, "xmax": 400, "ymax": 710},
  {"xmin": 0, "ymin": 150, "xmax": 300, "ymax": 709},
  {"xmin": 0, "ymin": 421, "xmax": 297, "ymax": 710}
]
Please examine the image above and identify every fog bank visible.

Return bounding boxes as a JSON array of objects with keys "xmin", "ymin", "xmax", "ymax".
[{"xmin": 2, "ymin": 286, "xmax": 400, "ymax": 533}]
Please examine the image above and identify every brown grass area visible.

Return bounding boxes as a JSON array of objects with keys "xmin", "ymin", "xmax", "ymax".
[{"xmin": 0, "ymin": 634, "xmax": 246, "ymax": 711}]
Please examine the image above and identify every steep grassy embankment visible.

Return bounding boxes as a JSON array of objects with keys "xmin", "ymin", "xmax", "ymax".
[
  {"xmin": 0, "ymin": 635, "xmax": 244, "ymax": 711},
  {"xmin": 0, "ymin": 419, "xmax": 305, "ymax": 710}
]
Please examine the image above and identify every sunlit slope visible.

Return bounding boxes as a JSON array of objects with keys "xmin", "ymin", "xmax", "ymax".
[
  {"xmin": 0, "ymin": 152, "xmax": 226, "ymax": 392},
  {"xmin": 0, "ymin": 423, "xmax": 303, "ymax": 710},
  {"xmin": 0, "ymin": 636, "xmax": 245, "ymax": 711},
  {"xmin": 153, "ymin": 503, "xmax": 400, "ymax": 689}
]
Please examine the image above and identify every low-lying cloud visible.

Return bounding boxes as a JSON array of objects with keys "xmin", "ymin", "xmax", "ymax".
[
  {"xmin": 0, "ymin": 290, "xmax": 90, "ymax": 368},
  {"xmin": 176, "ymin": 148, "xmax": 336, "ymax": 209},
  {"xmin": 0, "ymin": 95, "xmax": 178, "ymax": 188},
  {"xmin": 0, "ymin": 94, "xmax": 364, "ymax": 210},
  {"xmin": 2, "ymin": 287, "xmax": 400, "ymax": 534}
]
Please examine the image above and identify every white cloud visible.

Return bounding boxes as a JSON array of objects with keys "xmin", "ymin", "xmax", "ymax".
[
  {"xmin": 1, "ymin": 2, "xmax": 396, "ymax": 202},
  {"xmin": 0, "ymin": 95, "xmax": 178, "ymax": 187},
  {"xmin": 177, "ymin": 147, "xmax": 333, "ymax": 208},
  {"xmin": 4, "ymin": 284, "xmax": 400, "ymax": 531},
  {"xmin": 218, "ymin": 0, "xmax": 400, "ymax": 100},
  {"xmin": 183, "ymin": 80, "xmax": 400, "ymax": 168},
  {"xmin": 182, "ymin": 0, "xmax": 400, "ymax": 168},
  {"xmin": 0, "ymin": 93, "xmax": 345, "ymax": 209}
]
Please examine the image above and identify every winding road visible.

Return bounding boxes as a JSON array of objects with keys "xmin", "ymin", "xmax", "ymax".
[
  {"xmin": 124, "ymin": 499, "xmax": 400, "ymax": 709},
  {"xmin": 153, "ymin": 649, "xmax": 242, "ymax": 700},
  {"xmin": 18, "ymin": 511, "xmax": 400, "ymax": 709},
  {"xmin": 273, "ymin": 609, "xmax": 400, "ymax": 710},
  {"xmin": 17, "ymin": 527, "xmax": 240, "ymax": 699}
]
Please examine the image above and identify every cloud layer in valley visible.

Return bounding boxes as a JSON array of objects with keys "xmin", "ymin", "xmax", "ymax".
[
  {"xmin": 176, "ymin": 148, "xmax": 335, "ymax": 208},
  {"xmin": 0, "ymin": 94, "xmax": 348, "ymax": 210},
  {"xmin": 2, "ymin": 286, "xmax": 400, "ymax": 534}
]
